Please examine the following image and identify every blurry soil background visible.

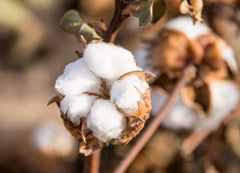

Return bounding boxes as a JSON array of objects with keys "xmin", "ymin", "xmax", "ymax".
[{"xmin": 0, "ymin": 0, "xmax": 240, "ymax": 173}]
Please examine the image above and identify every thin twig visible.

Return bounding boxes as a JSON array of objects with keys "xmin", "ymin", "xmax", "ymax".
[
  {"xmin": 113, "ymin": 64, "xmax": 195, "ymax": 173},
  {"xmin": 181, "ymin": 129, "xmax": 212, "ymax": 157},
  {"xmin": 181, "ymin": 110, "xmax": 237, "ymax": 157},
  {"xmin": 84, "ymin": 150, "xmax": 101, "ymax": 173},
  {"xmin": 105, "ymin": 0, "xmax": 131, "ymax": 43}
]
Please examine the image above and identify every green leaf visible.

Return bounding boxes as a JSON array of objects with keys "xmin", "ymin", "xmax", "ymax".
[
  {"xmin": 79, "ymin": 23, "xmax": 101, "ymax": 43},
  {"xmin": 152, "ymin": 0, "xmax": 166, "ymax": 23},
  {"xmin": 132, "ymin": 0, "xmax": 154, "ymax": 26},
  {"xmin": 60, "ymin": 10, "xmax": 101, "ymax": 43},
  {"xmin": 60, "ymin": 10, "xmax": 84, "ymax": 34}
]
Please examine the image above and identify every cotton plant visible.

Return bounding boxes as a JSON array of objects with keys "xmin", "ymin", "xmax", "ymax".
[{"xmin": 135, "ymin": 16, "xmax": 239, "ymax": 130}]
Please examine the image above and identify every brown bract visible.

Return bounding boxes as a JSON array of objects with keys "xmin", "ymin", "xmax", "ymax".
[
  {"xmin": 180, "ymin": 0, "xmax": 204, "ymax": 24},
  {"xmin": 148, "ymin": 29, "xmax": 237, "ymax": 117},
  {"xmin": 48, "ymin": 71, "xmax": 154, "ymax": 156}
]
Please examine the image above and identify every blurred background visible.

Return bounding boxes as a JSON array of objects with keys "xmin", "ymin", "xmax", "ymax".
[{"xmin": 0, "ymin": 0, "xmax": 240, "ymax": 173}]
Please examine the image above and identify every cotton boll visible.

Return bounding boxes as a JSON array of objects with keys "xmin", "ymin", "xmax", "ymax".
[
  {"xmin": 83, "ymin": 42, "xmax": 137, "ymax": 79},
  {"xmin": 55, "ymin": 58, "xmax": 100, "ymax": 95},
  {"xmin": 150, "ymin": 90, "xmax": 168, "ymax": 116},
  {"xmin": 162, "ymin": 98, "xmax": 197, "ymax": 129},
  {"xmin": 31, "ymin": 121, "xmax": 76, "ymax": 157},
  {"xmin": 60, "ymin": 94, "xmax": 96, "ymax": 125},
  {"xmin": 135, "ymin": 43, "xmax": 158, "ymax": 74},
  {"xmin": 196, "ymin": 80, "xmax": 239, "ymax": 129},
  {"xmin": 110, "ymin": 75, "xmax": 149, "ymax": 114},
  {"xmin": 165, "ymin": 16, "xmax": 210, "ymax": 39},
  {"xmin": 151, "ymin": 91, "xmax": 197, "ymax": 129},
  {"xmin": 87, "ymin": 99, "xmax": 127, "ymax": 142},
  {"xmin": 221, "ymin": 45, "xmax": 238, "ymax": 72}
]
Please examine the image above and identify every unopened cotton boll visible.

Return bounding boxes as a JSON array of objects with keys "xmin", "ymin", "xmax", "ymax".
[
  {"xmin": 60, "ymin": 94, "xmax": 96, "ymax": 125},
  {"xmin": 87, "ymin": 99, "xmax": 127, "ymax": 142},
  {"xmin": 83, "ymin": 42, "xmax": 137, "ymax": 79},
  {"xmin": 110, "ymin": 75, "xmax": 149, "ymax": 114},
  {"xmin": 165, "ymin": 16, "xmax": 210, "ymax": 39},
  {"xmin": 55, "ymin": 58, "xmax": 100, "ymax": 95}
]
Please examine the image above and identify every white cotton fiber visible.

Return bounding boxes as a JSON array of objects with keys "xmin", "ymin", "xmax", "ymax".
[
  {"xmin": 110, "ymin": 75, "xmax": 149, "ymax": 114},
  {"xmin": 55, "ymin": 58, "xmax": 100, "ymax": 95},
  {"xmin": 31, "ymin": 121, "xmax": 75, "ymax": 157},
  {"xmin": 86, "ymin": 99, "xmax": 127, "ymax": 142},
  {"xmin": 151, "ymin": 80, "xmax": 239, "ymax": 130},
  {"xmin": 60, "ymin": 94, "xmax": 96, "ymax": 125},
  {"xmin": 221, "ymin": 45, "xmax": 238, "ymax": 72},
  {"xmin": 165, "ymin": 16, "xmax": 210, "ymax": 39},
  {"xmin": 135, "ymin": 43, "xmax": 158, "ymax": 74},
  {"xmin": 151, "ymin": 91, "xmax": 198, "ymax": 129},
  {"xmin": 196, "ymin": 80, "xmax": 239, "ymax": 129},
  {"xmin": 83, "ymin": 42, "xmax": 137, "ymax": 79}
]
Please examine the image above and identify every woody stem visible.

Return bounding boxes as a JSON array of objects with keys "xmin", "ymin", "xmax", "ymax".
[
  {"xmin": 84, "ymin": 150, "xmax": 101, "ymax": 173},
  {"xmin": 105, "ymin": 0, "xmax": 131, "ymax": 43}
]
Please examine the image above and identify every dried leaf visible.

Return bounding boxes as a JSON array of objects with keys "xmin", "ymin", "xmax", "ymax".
[
  {"xmin": 60, "ymin": 10, "xmax": 101, "ymax": 43},
  {"xmin": 132, "ymin": 0, "xmax": 154, "ymax": 26}
]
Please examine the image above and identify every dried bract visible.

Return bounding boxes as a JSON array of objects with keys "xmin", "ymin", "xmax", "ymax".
[{"xmin": 180, "ymin": 0, "xmax": 204, "ymax": 24}]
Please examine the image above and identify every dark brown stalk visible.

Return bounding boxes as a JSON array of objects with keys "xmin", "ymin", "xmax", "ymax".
[
  {"xmin": 84, "ymin": 150, "xmax": 101, "ymax": 173},
  {"xmin": 113, "ymin": 64, "xmax": 195, "ymax": 173},
  {"xmin": 105, "ymin": 0, "xmax": 132, "ymax": 43}
]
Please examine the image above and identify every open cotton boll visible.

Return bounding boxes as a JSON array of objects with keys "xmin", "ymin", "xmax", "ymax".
[
  {"xmin": 196, "ymin": 80, "xmax": 239, "ymax": 129},
  {"xmin": 221, "ymin": 45, "xmax": 238, "ymax": 72},
  {"xmin": 55, "ymin": 58, "xmax": 100, "ymax": 95},
  {"xmin": 151, "ymin": 91, "xmax": 197, "ymax": 129},
  {"xmin": 135, "ymin": 43, "xmax": 158, "ymax": 74},
  {"xmin": 87, "ymin": 99, "xmax": 127, "ymax": 142},
  {"xmin": 83, "ymin": 42, "xmax": 137, "ymax": 79},
  {"xmin": 165, "ymin": 16, "xmax": 210, "ymax": 39},
  {"xmin": 60, "ymin": 94, "xmax": 96, "ymax": 125},
  {"xmin": 110, "ymin": 75, "xmax": 149, "ymax": 114},
  {"xmin": 31, "ymin": 121, "xmax": 75, "ymax": 157}
]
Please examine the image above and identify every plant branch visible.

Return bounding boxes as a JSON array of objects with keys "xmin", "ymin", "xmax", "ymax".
[
  {"xmin": 113, "ymin": 64, "xmax": 195, "ymax": 173},
  {"xmin": 181, "ymin": 129, "xmax": 212, "ymax": 157},
  {"xmin": 105, "ymin": 0, "xmax": 132, "ymax": 43},
  {"xmin": 84, "ymin": 150, "xmax": 101, "ymax": 173}
]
